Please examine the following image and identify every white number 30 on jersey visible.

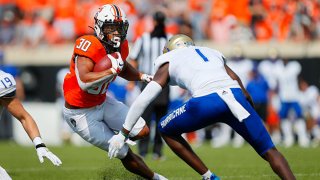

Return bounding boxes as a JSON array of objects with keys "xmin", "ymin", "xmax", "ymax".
[{"xmin": 76, "ymin": 38, "xmax": 92, "ymax": 52}]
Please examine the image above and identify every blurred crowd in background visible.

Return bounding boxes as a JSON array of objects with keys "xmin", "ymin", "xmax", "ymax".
[{"xmin": 1, "ymin": 0, "xmax": 320, "ymax": 47}]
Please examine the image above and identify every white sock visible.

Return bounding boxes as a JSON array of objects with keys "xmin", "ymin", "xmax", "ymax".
[
  {"xmin": 201, "ymin": 170, "xmax": 212, "ymax": 180},
  {"xmin": 0, "ymin": 166, "xmax": 12, "ymax": 180},
  {"xmin": 294, "ymin": 119, "xmax": 310, "ymax": 147},
  {"xmin": 312, "ymin": 125, "xmax": 320, "ymax": 139},
  {"xmin": 271, "ymin": 130, "xmax": 281, "ymax": 145},
  {"xmin": 153, "ymin": 173, "xmax": 168, "ymax": 180}
]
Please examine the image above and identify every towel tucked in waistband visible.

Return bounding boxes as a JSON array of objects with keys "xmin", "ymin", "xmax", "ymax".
[{"xmin": 217, "ymin": 88, "xmax": 250, "ymax": 122}]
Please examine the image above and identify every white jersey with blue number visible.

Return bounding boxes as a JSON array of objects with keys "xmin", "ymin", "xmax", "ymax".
[
  {"xmin": 0, "ymin": 70, "xmax": 16, "ymax": 97},
  {"xmin": 274, "ymin": 60, "xmax": 301, "ymax": 102},
  {"xmin": 154, "ymin": 46, "xmax": 239, "ymax": 97}
]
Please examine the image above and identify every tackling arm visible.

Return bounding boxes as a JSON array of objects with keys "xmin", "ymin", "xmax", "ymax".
[
  {"xmin": 108, "ymin": 63, "xmax": 169, "ymax": 159},
  {"xmin": 122, "ymin": 81, "xmax": 162, "ymax": 132},
  {"xmin": 0, "ymin": 96, "xmax": 62, "ymax": 166},
  {"xmin": 122, "ymin": 63, "xmax": 170, "ymax": 134}
]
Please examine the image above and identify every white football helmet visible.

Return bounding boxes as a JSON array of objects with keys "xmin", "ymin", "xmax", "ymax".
[
  {"xmin": 163, "ymin": 34, "xmax": 194, "ymax": 54},
  {"xmin": 94, "ymin": 4, "xmax": 129, "ymax": 49}
]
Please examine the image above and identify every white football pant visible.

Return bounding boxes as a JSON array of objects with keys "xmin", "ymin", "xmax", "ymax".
[{"xmin": 63, "ymin": 94, "xmax": 145, "ymax": 159}]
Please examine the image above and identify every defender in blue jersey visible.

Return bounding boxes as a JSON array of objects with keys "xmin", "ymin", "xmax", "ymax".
[{"xmin": 108, "ymin": 34, "xmax": 295, "ymax": 180}]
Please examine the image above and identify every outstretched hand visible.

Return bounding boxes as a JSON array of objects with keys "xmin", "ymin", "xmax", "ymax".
[{"xmin": 36, "ymin": 147, "xmax": 62, "ymax": 166}]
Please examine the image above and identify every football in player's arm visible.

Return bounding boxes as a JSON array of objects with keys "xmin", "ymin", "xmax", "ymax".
[
  {"xmin": 0, "ymin": 70, "xmax": 62, "ymax": 179},
  {"xmin": 62, "ymin": 4, "xmax": 165, "ymax": 180}
]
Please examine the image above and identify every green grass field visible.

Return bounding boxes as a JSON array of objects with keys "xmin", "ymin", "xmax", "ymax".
[{"xmin": 1, "ymin": 141, "xmax": 320, "ymax": 180}]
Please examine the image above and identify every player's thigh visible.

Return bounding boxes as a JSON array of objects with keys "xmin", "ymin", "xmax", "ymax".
[
  {"xmin": 228, "ymin": 89, "xmax": 274, "ymax": 155},
  {"xmin": 103, "ymin": 95, "xmax": 146, "ymax": 137},
  {"xmin": 228, "ymin": 107, "xmax": 274, "ymax": 156},
  {"xmin": 103, "ymin": 95, "xmax": 129, "ymax": 129},
  {"xmin": 158, "ymin": 102, "xmax": 209, "ymax": 135},
  {"xmin": 159, "ymin": 93, "xmax": 231, "ymax": 135},
  {"xmin": 63, "ymin": 106, "xmax": 103, "ymax": 132},
  {"xmin": 63, "ymin": 107, "xmax": 111, "ymax": 150}
]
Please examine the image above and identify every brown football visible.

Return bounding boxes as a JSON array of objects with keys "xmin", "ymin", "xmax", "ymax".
[{"xmin": 93, "ymin": 53, "xmax": 118, "ymax": 72}]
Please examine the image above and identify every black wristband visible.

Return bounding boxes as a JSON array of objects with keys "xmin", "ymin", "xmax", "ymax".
[
  {"xmin": 120, "ymin": 130, "xmax": 129, "ymax": 139},
  {"xmin": 35, "ymin": 143, "xmax": 46, "ymax": 149}
]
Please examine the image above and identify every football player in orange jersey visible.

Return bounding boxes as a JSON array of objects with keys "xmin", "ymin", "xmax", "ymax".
[{"xmin": 62, "ymin": 4, "xmax": 166, "ymax": 180}]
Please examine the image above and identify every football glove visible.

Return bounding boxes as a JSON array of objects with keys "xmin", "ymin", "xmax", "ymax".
[
  {"xmin": 141, "ymin": 74, "xmax": 153, "ymax": 83},
  {"xmin": 33, "ymin": 137, "xmax": 62, "ymax": 166},
  {"xmin": 36, "ymin": 147, "xmax": 62, "ymax": 166},
  {"xmin": 108, "ymin": 52, "xmax": 124, "ymax": 74},
  {"xmin": 108, "ymin": 132, "xmax": 127, "ymax": 159}
]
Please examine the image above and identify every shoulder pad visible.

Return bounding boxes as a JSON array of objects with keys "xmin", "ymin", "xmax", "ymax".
[{"xmin": 74, "ymin": 35, "xmax": 106, "ymax": 63}]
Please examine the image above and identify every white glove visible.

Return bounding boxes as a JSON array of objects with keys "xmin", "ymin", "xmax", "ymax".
[
  {"xmin": 36, "ymin": 147, "xmax": 62, "ymax": 166},
  {"xmin": 33, "ymin": 137, "xmax": 62, "ymax": 166},
  {"xmin": 141, "ymin": 74, "xmax": 153, "ymax": 83},
  {"xmin": 108, "ymin": 132, "xmax": 127, "ymax": 159},
  {"xmin": 108, "ymin": 52, "xmax": 124, "ymax": 74}
]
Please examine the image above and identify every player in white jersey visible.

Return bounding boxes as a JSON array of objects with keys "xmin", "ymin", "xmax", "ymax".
[
  {"xmin": 299, "ymin": 78, "xmax": 320, "ymax": 146},
  {"xmin": 274, "ymin": 59, "xmax": 310, "ymax": 147},
  {"xmin": 0, "ymin": 70, "xmax": 61, "ymax": 179},
  {"xmin": 108, "ymin": 34, "xmax": 295, "ymax": 180}
]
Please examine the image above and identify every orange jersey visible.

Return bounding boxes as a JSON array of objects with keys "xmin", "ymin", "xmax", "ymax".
[{"xmin": 63, "ymin": 35, "xmax": 129, "ymax": 108}]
